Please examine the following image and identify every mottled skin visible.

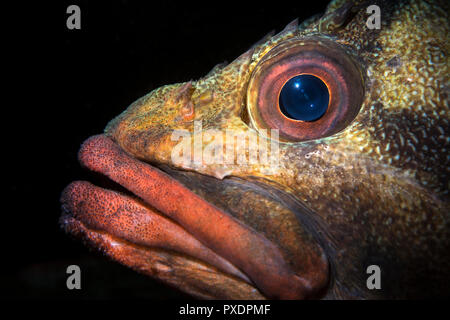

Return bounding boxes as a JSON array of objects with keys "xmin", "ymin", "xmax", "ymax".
[{"xmin": 62, "ymin": 0, "xmax": 449, "ymax": 299}]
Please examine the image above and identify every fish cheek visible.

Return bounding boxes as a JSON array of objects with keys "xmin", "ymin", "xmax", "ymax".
[{"xmin": 162, "ymin": 167, "xmax": 330, "ymax": 296}]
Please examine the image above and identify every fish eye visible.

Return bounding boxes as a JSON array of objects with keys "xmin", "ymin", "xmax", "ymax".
[
  {"xmin": 247, "ymin": 37, "xmax": 364, "ymax": 142},
  {"xmin": 279, "ymin": 74, "xmax": 329, "ymax": 122}
]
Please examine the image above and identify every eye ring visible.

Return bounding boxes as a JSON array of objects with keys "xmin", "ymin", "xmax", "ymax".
[{"xmin": 247, "ymin": 37, "xmax": 364, "ymax": 142}]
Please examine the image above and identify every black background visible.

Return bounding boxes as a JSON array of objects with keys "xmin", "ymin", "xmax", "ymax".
[{"xmin": 3, "ymin": 0, "xmax": 333, "ymax": 300}]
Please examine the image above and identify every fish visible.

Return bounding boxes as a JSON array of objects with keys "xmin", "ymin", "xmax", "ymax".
[{"xmin": 60, "ymin": 0, "xmax": 449, "ymax": 299}]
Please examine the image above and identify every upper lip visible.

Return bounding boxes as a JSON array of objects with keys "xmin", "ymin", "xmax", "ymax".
[{"xmin": 61, "ymin": 134, "xmax": 329, "ymax": 299}]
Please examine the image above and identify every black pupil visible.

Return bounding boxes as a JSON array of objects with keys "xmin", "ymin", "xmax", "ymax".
[{"xmin": 279, "ymin": 74, "xmax": 329, "ymax": 121}]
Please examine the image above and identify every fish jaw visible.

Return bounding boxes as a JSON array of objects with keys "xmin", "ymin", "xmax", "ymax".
[{"xmin": 60, "ymin": 134, "xmax": 329, "ymax": 299}]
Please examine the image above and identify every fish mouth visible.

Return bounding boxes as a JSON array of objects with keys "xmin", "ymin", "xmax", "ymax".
[{"xmin": 60, "ymin": 134, "xmax": 329, "ymax": 299}]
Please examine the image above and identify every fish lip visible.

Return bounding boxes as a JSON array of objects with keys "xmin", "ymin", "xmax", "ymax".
[
  {"xmin": 59, "ymin": 143, "xmax": 261, "ymax": 295},
  {"xmin": 62, "ymin": 134, "xmax": 329, "ymax": 299},
  {"xmin": 59, "ymin": 208, "xmax": 263, "ymax": 299},
  {"xmin": 60, "ymin": 180, "xmax": 255, "ymax": 288}
]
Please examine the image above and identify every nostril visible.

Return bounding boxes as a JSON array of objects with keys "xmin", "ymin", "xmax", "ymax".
[
  {"xmin": 175, "ymin": 81, "xmax": 195, "ymax": 103},
  {"xmin": 180, "ymin": 100, "xmax": 195, "ymax": 121},
  {"xmin": 174, "ymin": 81, "xmax": 196, "ymax": 121}
]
